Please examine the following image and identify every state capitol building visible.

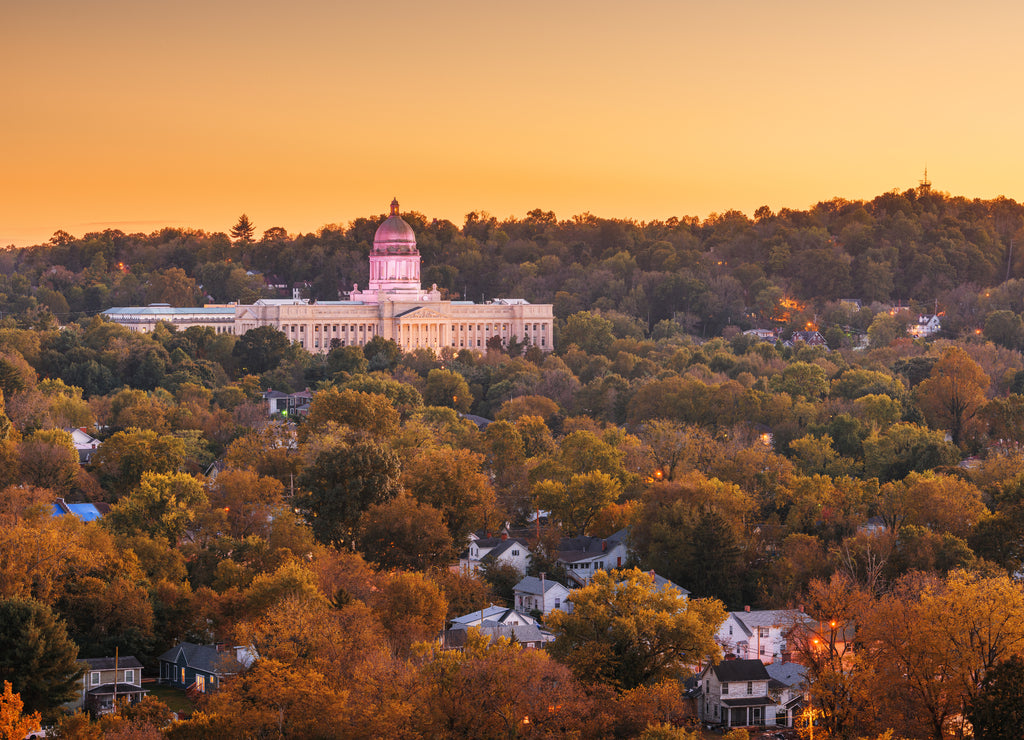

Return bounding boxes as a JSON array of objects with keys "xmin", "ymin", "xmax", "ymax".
[{"xmin": 103, "ymin": 201, "xmax": 555, "ymax": 353}]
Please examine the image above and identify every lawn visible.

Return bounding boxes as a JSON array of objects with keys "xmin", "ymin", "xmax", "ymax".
[{"xmin": 145, "ymin": 684, "xmax": 195, "ymax": 717}]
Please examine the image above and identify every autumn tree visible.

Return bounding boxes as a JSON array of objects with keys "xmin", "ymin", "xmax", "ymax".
[
  {"xmin": 357, "ymin": 494, "xmax": 454, "ymax": 570},
  {"xmin": 207, "ymin": 468, "xmax": 285, "ymax": 538},
  {"xmin": 532, "ymin": 470, "xmax": 622, "ymax": 536},
  {"xmin": 547, "ymin": 568, "xmax": 725, "ymax": 690},
  {"xmin": 422, "ymin": 368, "xmax": 471, "ymax": 412},
  {"xmin": 915, "ymin": 346, "xmax": 990, "ymax": 448},
  {"xmin": 106, "ymin": 471, "xmax": 208, "ymax": 544},
  {"xmin": 0, "ymin": 681, "xmax": 41, "ymax": 740},
  {"xmin": 403, "ymin": 447, "xmax": 497, "ymax": 544},
  {"xmin": 302, "ymin": 387, "xmax": 399, "ymax": 440}
]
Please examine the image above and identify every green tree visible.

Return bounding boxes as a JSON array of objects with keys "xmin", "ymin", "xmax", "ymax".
[
  {"xmin": 547, "ymin": 568, "xmax": 725, "ymax": 690},
  {"xmin": 232, "ymin": 325, "xmax": 290, "ymax": 375},
  {"xmin": 559, "ymin": 311, "xmax": 615, "ymax": 355},
  {"xmin": 362, "ymin": 336, "xmax": 401, "ymax": 372},
  {"xmin": 295, "ymin": 440, "xmax": 402, "ymax": 546},
  {"xmin": 968, "ymin": 654, "xmax": 1024, "ymax": 740},
  {"xmin": 422, "ymin": 368, "xmax": 472, "ymax": 412},
  {"xmin": 0, "ymin": 598, "xmax": 83, "ymax": 717},
  {"xmin": 303, "ymin": 387, "xmax": 399, "ymax": 439}
]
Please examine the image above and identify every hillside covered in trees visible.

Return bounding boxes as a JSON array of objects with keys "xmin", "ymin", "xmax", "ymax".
[{"xmin": 3, "ymin": 187, "xmax": 1024, "ymax": 738}]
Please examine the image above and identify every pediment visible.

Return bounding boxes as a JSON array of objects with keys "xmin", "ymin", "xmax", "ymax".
[{"xmin": 395, "ymin": 306, "xmax": 446, "ymax": 320}]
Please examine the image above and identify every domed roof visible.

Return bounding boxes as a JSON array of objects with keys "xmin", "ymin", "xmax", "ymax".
[{"xmin": 373, "ymin": 198, "xmax": 417, "ymax": 253}]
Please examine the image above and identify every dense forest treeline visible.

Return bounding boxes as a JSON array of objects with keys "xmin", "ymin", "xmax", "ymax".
[
  {"xmin": 6, "ymin": 186, "xmax": 1024, "ymax": 344},
  {"xmin": 4, "ymin": 188, "xmax": 1024, "ymax": 738}
]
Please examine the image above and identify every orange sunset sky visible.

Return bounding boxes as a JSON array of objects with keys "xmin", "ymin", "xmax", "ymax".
[{"xmin": 3, "ymin": 0, "xmax": 1023, "ymax": 247}]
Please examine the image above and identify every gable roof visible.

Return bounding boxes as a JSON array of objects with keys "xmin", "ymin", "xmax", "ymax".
[
  {"xmin": 514, "ymin": 576, "xmax": 568, "ymax": 596},
  {"xmin": 157, "ymin": 642, "xmax": 244, "ymax": 675},
  {"xmin": 481, "ymin": 538, "xmax": 529, "ymax": 561},
  {"xmin": 730, "ymin": 609, "xmax": 812, "ymax": 632},
  {"xmin": 712, "ymin": 659, "xmax": 771, "ymax": 682},
  {"xmin": 766, "ymin": 661, "xmax": 807, "ymax": 688},
  {"xmin": 83, "ymin": 656, "xmax": 144, "ymax": 671}
]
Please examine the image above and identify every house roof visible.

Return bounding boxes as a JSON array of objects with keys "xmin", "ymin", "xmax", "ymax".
[
  {"xmin": 766, "ymin": 662, "xmax": 807, "ymax": 687},
  {"xmin": 482, "ymin": 538, "xmax": 529, "ymax": 561},
  {"xmin": 450, "ymin": 605, "xmax": 514, "ymax": 626},
  {"xmin": 712, "ymin": 659, "xmax": 771, "ymax": 682},
  {"xmin": 86, "ymin": 684, "xmax": 148, "ymax": 697},
  {"xmin": 53, "ymin": 499, "xmax": 103, "ymax": 522},
  {"xmin": 84, "ymin": 656, "xmax": 143, "ymax": 671},
  {"xmin": 158, "ymin": 642, "xmax": 244, "ymax": 675},
  {"xmin": 731, "ymin": 609, "xmax": 812, "ymax": 633},
  {"xmin": 514, "ymin": 576, "xmax": 567, "ymax": 596},
  {"xmin": 557, "ymin": 528, "xmax": 629, "ymax": 561}
]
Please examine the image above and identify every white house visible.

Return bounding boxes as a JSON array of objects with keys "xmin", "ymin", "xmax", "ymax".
[
  {"xmin": 908, "ymin": 314, "xmax": 942, "ymax": 338},
  {"xmin": 556, "ymin": 529, "xmax": 630, "ymax": 586},
  {"xmin": 716, "ymin": 608, "xmax": 813, "ymax": 664},
  {"xmin": 65, "ymin": 427, "xmax": 101, "ymax": 464},
  {"xmin": 450, "ymin": 605, "xmax": 537, "ymax": 629},
  {"xmin": 459, "ymin": 535, "xmax": 531, "ymax": 575},
  {"xmin": 513, "ymin": 576, "xmax": 572, "ymax": 616},
  {"xmin": 698, "ymin": 659, "xmax": 774, "ymax": 728}
]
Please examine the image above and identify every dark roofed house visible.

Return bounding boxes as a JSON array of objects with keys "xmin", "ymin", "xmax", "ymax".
[
  {"xmin": 76, "ymin": 656, "xmax": 147, "ymax": 715},
  {"xmin": 158, "ymin": 642, "xmax": 255, "ymax": 694},
  {"xmin": 698, "ymin": 659, "xmax": 773, "ymax": 728},
  {"xmin": 556, "ymin": 528, "xmax": 629, "ymax": 586},
  {"xmin": 442, "ymin": 621, "xmax": 553, "ymax": 650}
]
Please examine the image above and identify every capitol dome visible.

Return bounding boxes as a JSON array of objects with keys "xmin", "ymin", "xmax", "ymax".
[{"xmin": 373, "ymin": 198, "xmax": 417, "ymax": 253}]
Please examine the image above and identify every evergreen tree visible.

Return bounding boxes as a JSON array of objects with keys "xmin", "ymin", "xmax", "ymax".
[{"xmin": 230, "ymin": 213, "xmax": 255, "ymax": 242}]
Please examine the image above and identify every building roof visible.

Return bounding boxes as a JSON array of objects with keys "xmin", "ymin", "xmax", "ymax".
[
  {"xmin": 557, "ymin": 528, "xmax": 629, "ymax": 561},
  {"xmin": 766, "ymin": 661, "xmax": 807, "ymax": 688},
  {"xmin": 712, "ymin": 659, "xmax": 771, "ymax": 682},
  {"xmin": 83, "ymin": 656, "xmax": 144, "ymax": 671},
  {"xmin": 514, "ymin": 576, "xmax": 568, "ymax": 596},
  {"xmin": 158, "ymin": 642, "xmax": 244, "ymax": 675},
  {"xmin": 373, "ymin": 200, "xmax": 417, "ymax": 253},
  {"xmin": 86, "ymin": 683, "xmax": 148, "ymax": 697},
  {"xmin": 102, "ymin": 306, "xmax": 235, "ymax": 316},
  {"xmin": 481, "ymin": 538, "xmax": 529, "ymax": 562},
  {"xmin": 450, "ymin": 605, "xmax": 512, "ymax": 626},
  {"xmin": 721, "ymin": 696, "xmax": 774, "ymax": 707},
  {"xmin": 731, "ymin": 609, "xmax": 812, "ymax": 633},
  {"xmin": 53, "ymin": 499, "xmax": 103, "ymax": 522}
]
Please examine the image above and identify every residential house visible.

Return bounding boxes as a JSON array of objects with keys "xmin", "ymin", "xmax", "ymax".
[
  {"xmin": 76, "ymin": 656, "xmax": 147, "ymax": 715},
  {"xmin": 698, "ymin": 659, "xmax": 773, "ymax": 728},
  {"xmin": 716, "ymin": 608, "xmax": 813, "ymax": 664},
  {"xmin": 459, "ymin": 535, "xmax": 531, "ymax": 575},
  {"xmin": 53, "ymin": 498, "xmax": 105, "ymax": 522},
  {"xmin": 450, "ymin": 605, "xmax": 537, "ymax": 629},
  {"xmin": 784, "ymin": 330, "xmax": 829, "ymax": 349},
  {"xmin": 441, "ymin": 621, "xmax": 552, "ymax": 650},
  {"xmin": 556, "ymin": 528, "xmax": 629, "ymax": 585},
  {"xmin": 766, "ymin": 662, "xmax": 807, "ymax": 728},
  {"xmin": 908, "ymin": 314, "xmax": 942, "ymax": 338},
  {"xmin": 158, "ymin": 642, "xmax": 255, "ymax": 694},
  {"xmin": 513, "ymin": 576, "xmax": 572, "ymax": 616},
  {"xmin": 263, "ymin": 389, "xmax": 291, "ymax": 415},
  {"xmin": 65, "ymin": 427, "xmax": 101, "ymax": 464}
]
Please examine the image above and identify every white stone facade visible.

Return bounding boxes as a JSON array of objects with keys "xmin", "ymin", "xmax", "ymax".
[{"xmin": 103, "ymin": 200, "xmax": 555, "ymax": 354}]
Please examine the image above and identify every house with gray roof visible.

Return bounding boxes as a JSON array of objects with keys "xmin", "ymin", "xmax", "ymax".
[
  {"xmin": 459, "ymin": 534, "xmax": 531, "ymax": 575},
  {"xmin": 556, "ymin": 528, "xmax": 629, "ymax": 586},
  {"xmin": 766, "ymin": 661, "xmax": 807, "ymax": 727},
  {"xmin": 450, "ymin": 605, "xmax": 537, "ymax": 628},
  {"xmin": 698, "ymin": 658, "xmax": 773, "ymax": 728},
  {"xmin": 716, "ymin": 608, "xmax": 814, "ymax": 664},
  {"xmin": 513, "ymin": 576, "xmax": 571, "ymax": 616},
  {"xmin": 74, "ymin": 655, "xmax": 147, "ymax": 715},
  {"xmin": 158, "ymin": 642, "xmax": 255, "ymax": 694},
  {"xmin": 442, "ymin": 621, "xmax": 553, "ymax": 650}
]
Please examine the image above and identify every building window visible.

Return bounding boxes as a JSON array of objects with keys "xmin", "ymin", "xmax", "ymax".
[
  {"xmin": 554, "ymin": 599, "xmax": 561, "ymax": 609},
  {"xmin": 729, "ymin": 625, "xmax": 733, "ymax": 636},
  {"xmin": 747, "ymin": 681, "xmax": 753, "ymax": 695},
  {"xmin": 91, "ymin": 671, "xmax": 101, "ymax": 686},
  {"xmin": 722, "ymin": 683, "xmax": 729, "ymax": 695},
  {"xmin": 759, "ymin": 627, "xmax": 770, "ymax": 638},
  {"xmin": 511, "ymin": 550, "xmax": 519, "ymax": 556},
  {"xmin": 124, "ymin": 669, "xmax": 134, "ymax": 683}
]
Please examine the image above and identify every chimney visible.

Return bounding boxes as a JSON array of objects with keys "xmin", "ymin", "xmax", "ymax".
[
  {"xmin": 798, "ymin": 605, "xmax": 804, "ymax": 613},
  {"xmin": 744, "ymin": 605, "xmax": 751, "ymax": 612},
  {"xmin": 602, "ymin": 540, "xmax": 607, "ymax": 552},
  {"xmin": 501, "ymin": 532, "xmax": 508, "ymax": 540}
]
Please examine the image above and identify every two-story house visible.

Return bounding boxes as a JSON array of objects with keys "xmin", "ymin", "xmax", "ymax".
[
  {"xmin": 513, "ymin": 576, "xmax": 572, "ymax": 616},
  {"xmin": 698, "ymin": 659, "xmax": 773, "ymax": 728},
  {"xmin": 556, "ymin": 529, "xmax": 629, "ymax": 585},
  {"xmin": 716, "ymin": 608, "xmax": 813, "ymax": 663},
  {"xmin": 459, "ymin": 535, "xmax": 531, "ymax": 575},
  {"xmin": 158, "ymin": 642, "xmax": 255, "ymax": 693},
  {"xmin": 75, "ymin": 656, "xmax": 147, "ymax": 715},
  {"xmin": 449, "ymin": 605, "xmax": 537, "ymax": 629}
]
